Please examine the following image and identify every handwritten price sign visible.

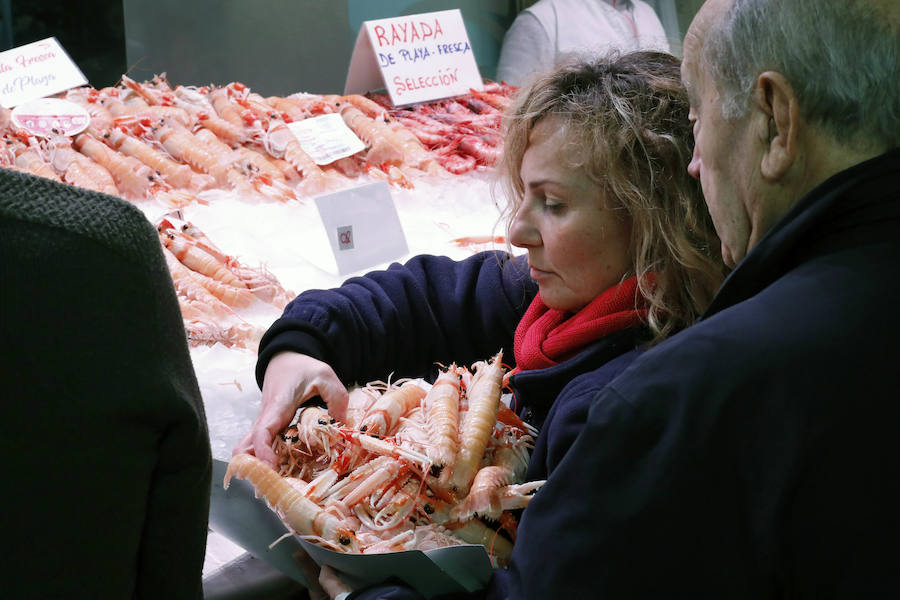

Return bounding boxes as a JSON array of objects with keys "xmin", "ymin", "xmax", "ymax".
[
  {"xmin": 0, "ymin": 37, "xmax": 88, "ymax": 108},
  {"xmin": 345, "ymin": 9, "xmax": 483, "ymax": 107}
]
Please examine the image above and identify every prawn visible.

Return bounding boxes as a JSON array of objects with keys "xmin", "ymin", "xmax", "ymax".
[
  {"xmin": 106, "ymin": 127, "xmax": 212, "ymax": 192},
  {"xmin": 72, "ymin": 133, "xmax": 159, "ymax": 199},
  {"xmin": 264, "ymin": 120, "xmax": 331, "ymax": 194},
  {"xmin": 339, "ymin": 105, "xmax": 405, "ymax": 166},
  {"xmin": 338, "ymin": 94, "xmax": 389, "ymax": 119},
  {"xmin": 449, "ymin": 439, "xmax": 541, "ymax": 522},
  {"xmin": 153, "ymin": 122, "xmax": 230, "ymax": 186},
  {"xmin": 424, "ymin": 366, "xmax": 461, "ymax": 469},
  {"xmin": 358, "ymin": 381, "xmax": 426, "ymax": 436},
  {"xmin": 9, "ymin": 142, "xmax": 61, "ymax": 182},
  {"xmin": 162, "ymin": 246, "xmax": 237, "ymax": 317},
  {"xmin": 163, "ymin": 233, "xmax": 249, "ymax": 290},
  {"xmin": 457, "ymin": 134, "xmax": 501, "ymax": 166},
  {"xmin": 447, "ymin": 351, "xmax": 505, "ymax": 496},
  {"xmin": 225, "ymin": 454, "xmax": 360, "ymax": 551},
  {"xmin": 46, "ymin": 137, "xmax": 119, "ymax": 196}
]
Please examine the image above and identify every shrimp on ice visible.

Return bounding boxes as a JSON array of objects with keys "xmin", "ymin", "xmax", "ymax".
[
  {"xmin": 163, "ymin": 232, "xmax": 249, "ymax": 290},
  {"xmin": 263, "ymin": 119, "xmax": 333, "ymax": 196},
  {"xmin": 106, "ymin": 127, "xmax": 213, "ymax": 192},
  {"xmin": 72, "ymin": 133, "xmax": 159, "ymax": 200},
  {"xmin": 152, "ymin": 121, "xmax": 230, "ymax": 186}
]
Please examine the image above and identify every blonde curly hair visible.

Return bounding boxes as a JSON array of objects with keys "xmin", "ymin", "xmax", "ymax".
[{"xmin": 500, "ymin": 51, "xmax": 728, "ymax": 343}]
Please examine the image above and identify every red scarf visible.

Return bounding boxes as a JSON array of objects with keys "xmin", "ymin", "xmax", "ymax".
[{"xmin": 513, "ymin": 275, "xmax": 649, "ymax": 372}]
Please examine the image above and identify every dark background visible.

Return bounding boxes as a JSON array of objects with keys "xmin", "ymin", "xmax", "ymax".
[{"xmin": 1, "ymin": 0, "xmax": 127, "ymax": 88}]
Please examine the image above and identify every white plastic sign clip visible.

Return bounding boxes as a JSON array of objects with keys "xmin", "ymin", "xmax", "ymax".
[
  {"xmin": 0, "ymin": 37, "xmax": 88, "ymax": 108},
  {"xmin": 344, "ymin": 9, "xmax": 483, "ymax": 107},
  {"xmin": 11, "ymin": 98, "xmax": 90, "ymax": 137},
  {"xmin": 314, "ymin": 182, "xmax": 409, "ymax": 276}
]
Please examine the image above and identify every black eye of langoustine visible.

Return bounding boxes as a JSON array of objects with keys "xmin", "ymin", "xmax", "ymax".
[{"xmin": 339, "ymin": 535, "xmax": 351, "ymax": 545}]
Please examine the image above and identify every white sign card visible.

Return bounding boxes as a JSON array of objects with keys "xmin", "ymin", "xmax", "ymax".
[
  {"xmin": 287, "ymin": 113, "xmax": 366, "ymax": 165},
  {"xmin": 0, "ymin": 37, "xmax": 88, "ymax": 108},
  {"xmin": 314, "ymin": 181, "xmax": 409, "ymax": 276},
  {"xmin": 344, "ymin": 9, "xmax": 483, "ymax": 107}
]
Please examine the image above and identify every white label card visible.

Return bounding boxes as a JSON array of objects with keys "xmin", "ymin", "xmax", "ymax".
[
  {"xmin": 0, "ymin": 37, "xmax": 88, "ymax": 108},
  {"xmin": 344, "ymin": 9, "xmax": 483, "ymax": 107},
  {"xmin": 287, "ymin": 113, "xmax": 366, "ymax": 165},
  {"xmin": 314, "ymin": 182, "xmax": 409, "ymax": 276}
]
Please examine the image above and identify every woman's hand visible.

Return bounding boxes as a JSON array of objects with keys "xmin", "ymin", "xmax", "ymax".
[
  {"xmin": 319, "ymin": 565, "xmax": 354, "ymax": 599},
  {"xmin": 292, "ymin": 549, "xmax": 353, "ymax": 600},
  {"xmin": 233, "ymin": 351, "xmax": 349, "ymax": 466}
]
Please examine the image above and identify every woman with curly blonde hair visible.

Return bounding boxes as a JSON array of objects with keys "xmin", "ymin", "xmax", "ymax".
[{"xmin": 501, "ymin": 50, "xmax": 726, "ymax": 345}]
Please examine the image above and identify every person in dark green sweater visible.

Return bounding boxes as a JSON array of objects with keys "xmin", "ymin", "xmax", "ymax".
[{"xmin": 0, "ymin": 167, "xmax": 211, "ymax": 599}]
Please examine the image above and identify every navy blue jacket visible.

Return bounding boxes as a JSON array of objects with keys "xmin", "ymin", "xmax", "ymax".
[
  {"xmin": 350, "ymin": 148, "xmax": 900, "ymax": 599},
  {"xmin": 257, "ymin": 251, "xmax": 650, "ymax": 484}
]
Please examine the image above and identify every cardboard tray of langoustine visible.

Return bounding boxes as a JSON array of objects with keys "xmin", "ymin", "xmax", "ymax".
[
  {"xmin": 210, "ymin": 457, "xmax": 495, "ymax": 597},
  {"xmin": 210, "ymin": 356, "xmax": 542, "ymax": 598}
]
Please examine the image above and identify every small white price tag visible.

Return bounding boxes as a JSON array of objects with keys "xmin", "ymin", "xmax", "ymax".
[
  {"xmin": 314, "ymin": 181, "xmax": 409, "ymax": 276},
  {"xmin": 287, "ymin": 113, "xmax": 366, "ymax": 165},
  {"xmin": 0, "ymin": 37, "xmax": 88, "ymax": 108},
  {"xmin": 345, "ymin": 9, "xmax": 483, "ymax": 107}
]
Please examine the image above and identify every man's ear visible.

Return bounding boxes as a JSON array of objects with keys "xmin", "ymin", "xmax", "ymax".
[{"xmin": 755, "ymin": 71, "xmax": 799, "ymax": 180}]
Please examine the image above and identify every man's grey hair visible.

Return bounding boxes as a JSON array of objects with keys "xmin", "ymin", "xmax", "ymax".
[{"xmin": 703, "ymin": 0, "xmax": 899, "ymax": 151}]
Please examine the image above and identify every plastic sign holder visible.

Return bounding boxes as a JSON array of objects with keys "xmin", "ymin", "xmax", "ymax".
[
  {"xmin": 314, "ymin": 181, "xmax": 409, "ymax": 276},
  {"xmin": 344, "ymin": 9, "xmax": 483, "ymax": 107},
  {"xmin": 0, "ymin": 37, "xmax": 88, "ymax": 109},
  {"xmin": 11, "ymin": 97, "xmax": 90, "ymax": 137}
]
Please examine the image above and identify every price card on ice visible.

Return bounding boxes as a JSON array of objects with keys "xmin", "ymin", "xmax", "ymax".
[
  {"xmin": 287, "ymin": 113, "xmax": 366, "ymax": 165},
  {"xmin": 0, "ymin": 37, "xmax": 88, "ymax": 108},
  {"xmin": 314, "ymin": 181, "xmax": 409, "ymax": 276},
  {"xmin": 345, "ymin": 9, "xmax": 483, "ymax": 107}
]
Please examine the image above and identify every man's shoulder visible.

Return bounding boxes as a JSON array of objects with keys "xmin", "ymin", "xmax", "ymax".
[
  {"xmin": 0, "ymin": 167, "xmax": 159, "ymax": 264},
  {"xmin": 604, "ymin": 256, "xmax": 900, "ymax": 410}
]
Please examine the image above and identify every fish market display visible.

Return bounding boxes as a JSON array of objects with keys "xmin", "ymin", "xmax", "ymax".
[
  {"xmin": 0, "ymin": 75, "xmax": 517, "ymax": 206},
  {"xmin": 225, "ymin": 352, "xmax": 544, "ymax": 566},
  {"xmin": 0, "ymin": 75, "xmax": 516, "ymax": 351}
]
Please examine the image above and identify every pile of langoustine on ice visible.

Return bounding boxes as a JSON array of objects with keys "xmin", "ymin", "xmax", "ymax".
[
  {"xmin": 156, "ymin": 211, "xmax": 294, "ymax": 349},
  {"xmin": 0, "ymin": 74, "xmax": 517, "ymax": 207},
  {"xmin": 226, "ymin": 351, "xmax": 544, "ymax": 566}
]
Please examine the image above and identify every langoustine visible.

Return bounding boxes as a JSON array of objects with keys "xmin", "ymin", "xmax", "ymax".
[
  {"xmin": 227, "ymin": 352, "xmax": 544, "ymax": 565},
  {"xmin": 155, "ymin": 213, "xmax": 294, "ymax": 349}
]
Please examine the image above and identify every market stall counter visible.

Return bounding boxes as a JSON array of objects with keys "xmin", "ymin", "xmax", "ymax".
[{"xmin": 3, "ymin": 73, "xmax": 517, "ymax": 596}]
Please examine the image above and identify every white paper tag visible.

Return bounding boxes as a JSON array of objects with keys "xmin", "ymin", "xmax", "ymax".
[
  {"xmin": 314, "ymin": 181, "xmax": 409, "ymax": 276},
  {"xmin": 11, "ymin": 98, "xmax": 90, "ymax": 137},
  {"xmin": 0, "ymin": 37, "xmax": 88, "ymax": 108},
  {"xmin": 287, "ymin": 113, "xmax": 366, "ymax": 165},
  {"xmin": 345, "ymin": 9, "xmax": 483, "ymax": 107}
]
